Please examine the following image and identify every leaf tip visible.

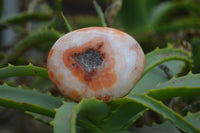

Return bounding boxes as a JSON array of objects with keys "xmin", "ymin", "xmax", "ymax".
[
  {"xmin": 3, "ymin": 82, "xmax": 8, "ymax": 86},
  {"xmin": 49, "ymin": 121, "xmax": 54, "ymax": 126},
  {"xmin": 8, "ymin": 63, "xmax": 14, "ymax": 67},
  {"xmin": 155, "ymin": 47, "xmax": 159, "ymax": 50},
  {"xmin": 28, "ymin": 62, "xmax": 33, "ymax": 66},
  {"xmin": 188, "ymin": 71, "xmax": 193, "ymax": 75},
  {"xmin": 166, "ymin": 43, "xmax": 173, "ymax": 48}
]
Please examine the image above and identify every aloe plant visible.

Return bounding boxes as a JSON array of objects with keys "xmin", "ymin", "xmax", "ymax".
[
  {"xmin": 1, "ymin": 46, "xmax": 200, "ymax": 132},
  {"xmin": 119, "ymin": 0, "xmax": 200, "ymax": 34},
  {"xmin": 1, "ymin": 0, "xmax": 200, "ymax": 133}
]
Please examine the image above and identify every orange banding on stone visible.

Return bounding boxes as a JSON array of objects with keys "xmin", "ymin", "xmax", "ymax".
[
  {"xmin": 76, "ymin": 27, "xmax": 126, "ymax": 37},
  {"xmin": 112, "ymin": 28, "xmax": 126, "ymax": 37},
  {"xmin": 100, "ymin": 72, "xmax": 117, "ymax": 88},
  {"xmin": 88, "ymin": 77, "xmax": 103, "ymax": 91},
  {"xmin": 58, "ymin": 74, "xmax": 64, "ymax": 81},
  {"xmin": 103, "ymin": 95, "xmax": 112, "ymax": 102},
  {"xmin": 69, "ymin": 90, "xmax": 81, "ymax": 99},
  {"xmin": 47, "ymin": 49, "xmax": 54, "ymax": 62},
  {"xmin": 96, "ymin": 94, "xmax": 113, "ymax": 102},
  {"xmin": 62, "ymin": 37, "xmax": 117, "ymax": 91},
  {"xmin": 48, "ymin": 71, "xmax": 55, "ymax": 79},
  {"xmin": 55, "ymin": 79, "xmax": 61, "ymax": 86}
]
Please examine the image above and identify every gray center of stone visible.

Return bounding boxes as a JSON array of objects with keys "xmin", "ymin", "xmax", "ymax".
[{"xmin": 72, "ymin": 49, "xmax": 103, "ymax": 71}]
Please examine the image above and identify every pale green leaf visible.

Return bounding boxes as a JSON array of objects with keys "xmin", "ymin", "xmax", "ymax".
[
  {"xmin": 143, "ymin": 47, "xmax": 192, "ymax": 76},
  {"xmin": 127, "ymin": 94, "xmax": 200, "ymax": 133},
  {"xmin": 0, "ymin": 84, "xmax": 63, "ymax": 117},
  {"xmin": 185, "ymin": 112, "xmax": 200, "ymax": 130},
  {"xmin": 132, "ymin": 121, "xmax": 180, "ymax": 133},
  {"xmin": 148, "ymin": 74, "xmax": 200, "ymax": 100},
  {"xmin": 54, "ymin": 102, "xmax": 77, "ymax": 133},
  {"xmin": 0, "ymin": 64, "xmax": 48, "ymax": 79}
]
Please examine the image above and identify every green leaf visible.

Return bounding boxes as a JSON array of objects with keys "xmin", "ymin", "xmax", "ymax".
[
  {"xmin": 119, "ymin": 0, "xmax": 159, "ymax": 33},
  {"xmin": 185, "ymin": 112, "xmax": 200, "ymax": 130},
  {"xmin": 155, "ymin": 18, "xmax": 200, "ymax": 34},
  {"xmin": 55, "ymin": 0, "xmax": 62, "ymax": 13},
  {"xmin": 30, "ymin": 77, "xmax": 52, "ymax": 91},
  {"xmin": 161, "ymin": 60, "xmax": 186, "ymax": 76},
  {"xmin": 191, "ymin": 37, "xmax": 200, "ymax": 73},
  {"xmin": 143, "ymin": 47, "xmax": 192, "ymax": 76},
  {"xmin": 75, "ymin": 98, "xmax": 110, "ymax": 132},
  {"xmin": 93, "ymin": 0, "xmax": 107, "ymax": 27},
  {"xmin": 147, "ymin": 74, "xmax": 200, "ymax": 100},
  {"xmin": 61, "ymin": 12, "xmax": 73, "ymax": 32},
  {"xmin": 68, "ymin": 15, "xmax": 102, "ymax": 29},
  {"xmin": 102, "ymin": 131, "xmax": 132, "ymax": 133},
  {"xmin": 53, "ymin": 102, "xmax": 77, "ymax": 133},
  {"xmin": 0, "ymin": 84, "xmax": 63, "ymax": 117},
  {"xmin": 127, "ymin": 94, "xmax": 200, "ymax": 133},
  {"xmin": 0, "ymin": 64, "xmax": 48, "ymax": 79},
  {"xmin": 133, "ymin": 60, "xmax": 185, "ymax": 93},
  {"xmin": 0, "ymin": 12, "xmax": 53, "ymax": 30},
  {"xmin": 132, "ymin": 121, "xmax": 180, "ymax": 133},
  {"xmin": 149, "ymin": 1, "xmax": 200, "ymax": 26},
  {"xmin": 133, "ymin": 66, "xmax": 169, "ymax": 93},
  {"xmin": 132, "ymin": 47, "xmax": 191, "ymax": 93},
  {"xmin": 100, "ymin": 98, "xmax": 147, "ymax": 131},
  {"xmin": 0, "ymin": 29, "xmax": 61, "ymax": 67},
  {"xmin": 54, "ymin": 98, "xmax": 110, "ymax": 133},
  {"xmin": 26, "ymin": 112, "xmax": 53, "ymax": 125}
]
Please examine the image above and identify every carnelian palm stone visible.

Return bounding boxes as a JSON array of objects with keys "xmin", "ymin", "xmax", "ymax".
[{"xmin": 47, "ymin": 27, "xmax": 146, "ymax": 102}]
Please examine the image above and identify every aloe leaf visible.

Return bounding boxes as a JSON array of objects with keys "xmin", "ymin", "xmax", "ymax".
[
  {"xmin": 100, "ymin": 98, "xmax": 147, "ymax": 131},
  {"xmin": 0, "ymin": 29, "xmax": 60, "ymax": 67},
  {"xmin": 185, "ymin": 112, "xmax": 200, "ymax": 130},
  {"xmin": 133, "ymin": 47, "xmax": 192, "ymax": 93},
  {"xmin": 119, "ymin": 0, "xmax": 159, "ymax": 32},
  {"xmin": 143, "ymin": 47, "xmax": 192, "ymax": 76},
  {"xmin": 147, "ymin": 74, "xmax": 200, "ymax": 100},
  {"xmin": 74, "ymin": 98, "xmax": 110, "ymax": 132},
  {"xmin": 54, "ymin": 98, "xmax": 133, "ymax": 133},
  {"xmin": 136, "ymin": 17, "xmax": 200, "ymax": 39},
  {"xmin": 155, "ymin": 18, "xmax": 200, "ymax": 34},
  {"xmin": 55, "ymin": 0, "xmax": 62, "ymax": 13},
  {"xmin": 61, "ymin": 12, "xmax": 72, "ymax": 32},
  {"xmin": 191, "ymin": 37, "xmax": 200, "ymax": 73},
  {"xmin": 149, "ymin": 1, "xmax": 200, "ymax": 26},
  {"xmin": 30, "ymin": 77, "xmax": 52, "ymax": 90},
  {"xmin": 54, "ymin": 98, "xmax": 110, "ymax": 133},
  {"xmin": 53, "ymin": 102, "xmax": 77, "ymax": 133},
  {"xmin": 107, "ymin": 131, "xmax": 132, "ymax": 133},
  {"xmin": 26, "ymin": 112, "xmax": 53, "ymax": 125},
  {"xmin": 56, "ymin": 0, "xmax": 72, "ymax": 32},
  {"xmin": 133, "ymin": 60, "xmax": 185, "ymax": 93},
  {"xmin": 0, "ymin": 12, "xmax": 53, "ymax": 30},
  {"xmin": 0, "ymin": 64, "xmax": 48, "ymax": 79},
  {"xmin": 0, "ymin": 84, "xmax": 63, "ymax": 117},
  {"xmin": 132, "ymin": 121, "xmax": 180, "ymax": 133},
  {"xmin": 161, "ymin": 60, "xmax": 186, "ymax": 76},
  {"xmin": 127, "ymin": 94, "xmax": 200, "ymax": 133},
  {"xmin": 133, "ymin": 66, "xmax": 169, "ymax": 93},
  {"xmin": 93, "ymin": 0, "xmax": 107, "ymax": 27}
]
